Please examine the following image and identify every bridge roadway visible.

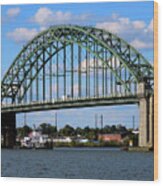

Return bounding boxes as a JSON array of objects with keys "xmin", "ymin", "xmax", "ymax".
[{"xmin": 1, "ymin": 95, "xmax": 139, "ymax": 113}]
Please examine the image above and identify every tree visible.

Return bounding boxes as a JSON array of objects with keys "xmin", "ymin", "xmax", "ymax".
[
  {"xmin": 59, "ymin": 124, "xmax": 75, "ymax": 136},
  {"xmin": 103, "ymin": 125, "xmax": 111, "ymax": 133},
  {"xmin": 76, "ymin": 127, "xmax": 83, "ymax": 136},
  {"xmin": 110, "ymin": 125, "xmax": 117, "ymax": 133},
  {"xmin": 83, "ymin": 126, "xmax": 90, "ymax": 133},
  {"xmin": 39, "ymin": 123, "xmax": 57, "ymax": 136},
  {"xmin": 87, "ymin": 129, "xmax": 97, "ymax": 140},
  {"xmin": 117, "ymin": 124, "xmax": 127, "ymax": 133},
  {"xmin": 82, "ymin": 126, "xmax": 97, "ymax": 140},
  {"xmin": 17, "ymin": 125, "xmax": 32, "ymax": 137}
]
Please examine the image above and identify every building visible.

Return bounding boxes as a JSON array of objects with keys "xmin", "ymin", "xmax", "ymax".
[
  {"xmin": 98, "ymin": 134, "xmax": 123, "ymax": 143},
  {"xmin": 76, "ymin": 138, "xmax": 89, "ymax": 143},
  {"xmin": 53, "ymin": 137, "xmax": 72, "ymax": 143},
  {"xmin": 21, "ymin": 130, "xmax": 52, "ymax": 148}
]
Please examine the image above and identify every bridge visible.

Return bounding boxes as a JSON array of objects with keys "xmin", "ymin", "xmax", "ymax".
[{"xmin": 1, "ymin": 25, "xmax": 154, "ymax": 148}]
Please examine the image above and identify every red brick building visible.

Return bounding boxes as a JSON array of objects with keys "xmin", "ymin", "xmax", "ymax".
[{"xmin": 98, "ymin": 134, "xmax": 122, "ymax": 142}]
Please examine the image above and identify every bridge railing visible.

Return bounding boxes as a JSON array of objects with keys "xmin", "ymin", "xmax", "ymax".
[{"xmin": 1, "ymin": 92, "xmax": 138, "ymax": 108}]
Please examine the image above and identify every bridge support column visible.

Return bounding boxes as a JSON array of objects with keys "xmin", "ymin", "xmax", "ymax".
[
  {"xmin": 138, "ymin": 83, "xmax": 154, "ymax": 148},
  {"xmin": 139, "ymin": 97, "xmax": 149, "ymax": 147},
  {"xmin": 148, "ymin": 95, "xmax": 154, "ymax": 147},
  {"xmin": 1, "ymin": 112, "xmax": 16, "ymax": 148}
]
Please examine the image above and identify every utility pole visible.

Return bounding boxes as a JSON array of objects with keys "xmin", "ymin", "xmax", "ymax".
[
  {"xmin": 95, "ymin": 114, "xmax": 98, "ymax": 128},
  {"xmin": 55, "ymin": 112, "xmax": 58, "ymax": 138},
  {"xmin": 132, "ymin": 115, "xmax": 135, "ymax": 130},
  {"xmin": 55, "ymin": 112, "xmax": 58, "ymax": 131},
  {"xmin": 101, "ymin": 114, "xmax": 103, "ymax": 130}
]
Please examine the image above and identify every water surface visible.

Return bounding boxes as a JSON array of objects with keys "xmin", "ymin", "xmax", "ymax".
[{"xmin": 1, "ymin": 148, "xmax": 154, "ymax": 180}]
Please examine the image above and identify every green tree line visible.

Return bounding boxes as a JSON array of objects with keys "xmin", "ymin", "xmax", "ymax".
[{"xmin": 16, "ymin": 123, "xmax": 131, "ymax": 140}]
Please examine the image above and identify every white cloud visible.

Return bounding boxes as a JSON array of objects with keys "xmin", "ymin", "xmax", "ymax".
[
  {"xmin": 96, "ymin": 14, "xmax": 153, "ymax": 50},
  {"xmin": 132, "ymin": 20, "xmax": 146, "ymax": 29},
  {"xmin": 32, "ymin": 7, "xmax": 53, "ymax": 26},
  {"xmin": 146, "ymin": 19, "xmax": 153, "ymax": 33},
  {"xmin": 7, "ymin": 7, "xmax": 20, "ymax": 17},
  {"xmin": 7, "ymin": 11, "xmax": 153, "ymax": 51},
  {"xmin": 7, "ymin": 28, "xmax": 38, "ymax": 43},
  {"xmin": 73, "ymin": 84, "xmax": 79, "ymax": 95},
  {"xmin": 96, "ymin": 21, "xmax": 122, "ymax": 34},
  {"xmin": 80, "ymin": 56, "xmax": 120, "ymax": 71},
  {"xmin": 119, "ymin": 17, "xmax": 130, "ymax": 25},
  {"xmin": 40, "ymin": 26, "xmax": 48, "ymax": 32},
  {"xmin": 31, "ymin": 7, "xmax": 90, "ymax": 26},
  {"xmin": 80, "ymin": 58, "xmax": 96, "ymax": 71},
  {"xmin": 130, "ymin": 39, "xmax": 152, "ymax": 49},
  {"xmin": 96, "ymin": 14, "xmax": 148, "ymax": 35}
]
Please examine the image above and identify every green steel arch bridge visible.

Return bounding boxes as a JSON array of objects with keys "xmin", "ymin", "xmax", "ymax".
[{"xmin": 1, "ymin": 25, "xmax": 154, "ymax": 148}]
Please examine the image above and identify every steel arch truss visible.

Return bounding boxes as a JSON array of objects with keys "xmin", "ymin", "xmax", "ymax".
[{"xmin": 1, "ymin": 25, "xmax": 154, "ymax": 105}]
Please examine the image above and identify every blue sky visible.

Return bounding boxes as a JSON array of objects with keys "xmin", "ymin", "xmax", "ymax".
[{"xmin": 1, "ymin": 1, "xmax": 154, "ymax": 129}]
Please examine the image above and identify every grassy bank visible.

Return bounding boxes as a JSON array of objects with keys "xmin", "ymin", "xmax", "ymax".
[{"xmin": 53, "ymin": 141, "xmax": 122, "ymax": 148}]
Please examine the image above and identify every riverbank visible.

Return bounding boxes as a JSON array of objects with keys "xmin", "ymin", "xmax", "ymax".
[
  {"xmin": 2, "ymin": 141, "xmax": 122, "ymax": 149},
  {"xmin": 3, "ymin": 141, "xmax": 153, "ymax": 151},
  {"xmin": 53, "ymin": 143, "xmax": 153, "ymax": 152},
  {"xmin": 53, "ymin": 141, "xmax": 122, "ymax": 148},
  {"xmin": 127, "ymin": 146, "xmax": 153, "ymax": 152}
]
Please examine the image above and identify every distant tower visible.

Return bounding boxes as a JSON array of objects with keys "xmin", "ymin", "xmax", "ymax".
[
  {"xmin": 55, "ymin": 112, "xmax": 58, "ymax": 131},
  {"xmin": 95, "ymin": 114, "xmax": 98, "ymax": 128},
  {"xmin": 132, "ymin": 115, "xmax": 135, "ymax": 130},
  {"xmin": 100, "ymin": 114, "xmax": 103, "ymax": 130}
]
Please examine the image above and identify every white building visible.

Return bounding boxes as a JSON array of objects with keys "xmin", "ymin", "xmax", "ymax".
[
  {"xmin": 53, "ymin": 137, "xmax": 72, "ymax": 143},
  {"xmin": 21, "ymin": 130, "xmax": 51, "ymax": 148}
]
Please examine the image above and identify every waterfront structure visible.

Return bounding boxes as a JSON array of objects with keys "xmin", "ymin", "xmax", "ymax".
[
  {"xmin": 21, "ymin": 130, "xmax": 51, "ymax": 148},
  {"xmin": 98, "ymin": 134, "xmax": 124, "ymax": 143},
  {"xmin": 76, "ymin": 138, "xmax": 89, "ymax": 143},
  {"xmin": 1, "ymin": 25, "xmax": 154, "ymax": 148},
  {"xmin": 53, "ymin": 137, "xmax": 72, "ymax": 143}
]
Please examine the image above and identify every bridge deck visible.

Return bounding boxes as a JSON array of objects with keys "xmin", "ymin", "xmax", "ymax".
[{"xmin": 2, "ymin": 96, "xmax": 139, "ymax": 113}]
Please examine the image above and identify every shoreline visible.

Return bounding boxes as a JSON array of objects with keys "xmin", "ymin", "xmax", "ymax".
[{"xmin": 1, "ymin": 145, "xmax": 153, "ymax": 152}]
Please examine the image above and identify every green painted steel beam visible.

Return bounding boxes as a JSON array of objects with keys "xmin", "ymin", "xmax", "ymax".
[{"xmin": 1, "ymin": 25, "xmax": 153, "ymax": 103}]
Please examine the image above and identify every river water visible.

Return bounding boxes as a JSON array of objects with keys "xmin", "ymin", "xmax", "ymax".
[{"xmin": 1, "ymin": 148, "xmax": 153, "ymax": 180}]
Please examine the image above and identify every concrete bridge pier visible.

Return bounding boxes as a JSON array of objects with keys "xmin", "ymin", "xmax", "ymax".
[
  {"xmin": 148, "ymin": 95, "xmax": 154, "ymax": 147},
  {"xmin": 1, "ymin": 112, "xmax": 16, "ymax": 148},
  {"xmin": 138, "ymin": 83, "xmax": 154, "ymax": 148}
]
